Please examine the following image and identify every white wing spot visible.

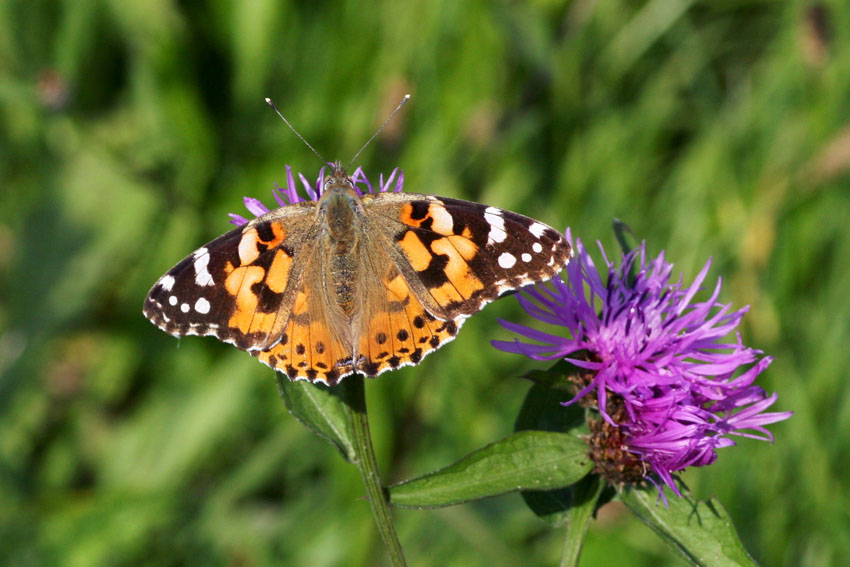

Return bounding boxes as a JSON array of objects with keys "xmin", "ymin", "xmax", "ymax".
[
  {"xmin": 529, "ymin": 222, "xmax": 548, "ymax": 239},
  {"xmin": 180, "ymin": 303, "xmax": 190, "ymax": 313},
  {"xmin": 168, "ymin": 295, "xmax": 178, "ymax": 306},
  {"xmin": 159, "ymin": 275, "xmax": 176, "ymax": 291},
  {"xmin": 521, "ymin": 253, "xmax": 532, "ymax": 263},
  {"xmin": 193, "ymin": 247, "xmax": 215, "ymax": 287},
  {"xmin": 532, "ymin": 242, "xmax": 543, "ymax": 253},
  {"xmin": 195, "ymin": 297, "xmax": 211, "ymax": 314},
  {"xmin": 430, "ymin": 204, "xmax": 454, "ymax": 235},
  {"xmin": 498, "ymin": 252, "xmax": 516, "ymax": 269},
  {"xmin": 484, "ymin": 207, "xmax": 507, "ymax": 244}
]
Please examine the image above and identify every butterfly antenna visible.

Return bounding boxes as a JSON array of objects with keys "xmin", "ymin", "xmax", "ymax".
[
  {"xmin": 265, "ymin": 98, "xmax": 327, "ymax": 166},
  {"xmin": 347, "ymin": 93, "xmax": 411, "ymax": 170}
]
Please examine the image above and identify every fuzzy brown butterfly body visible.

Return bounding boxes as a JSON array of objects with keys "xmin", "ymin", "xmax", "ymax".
[{"xmin": 144, "ymin": 164, "xmax": 570, "ymax": 385}]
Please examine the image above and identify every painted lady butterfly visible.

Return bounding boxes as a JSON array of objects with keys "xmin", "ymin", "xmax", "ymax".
[{"xmin": 144, "ymin": 163, "xmax": 571, "ymax": 385}]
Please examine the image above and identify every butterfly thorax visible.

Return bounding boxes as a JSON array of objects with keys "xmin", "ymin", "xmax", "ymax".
[{"xmin": 317, "ymin": 177, "xmax": 364, "ymax": 317}]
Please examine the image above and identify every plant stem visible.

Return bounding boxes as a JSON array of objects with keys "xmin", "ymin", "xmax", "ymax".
[
  {"xmin": 560, "ymin": 475, "xmax": 604, "ymax": 567},
  {"xmin": 340, "ymin": 374, "xmax": 407, "ymax": 567}
]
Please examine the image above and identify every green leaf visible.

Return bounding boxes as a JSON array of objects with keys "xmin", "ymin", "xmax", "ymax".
[
  {"xmin": 389, "ymin": 431, "xmax": 592, "ymax": 508},
  {"xmin": 514, "ymin": 382, "xmax": 586, "ymax": 434},
  {"xmin": 621, "ymin": 484, "xmax": 759, "ymax": 567},
  {"xmin": 514, "ymin": 382, "xmax": 588, "ymax": 525},
  {"xmin": 276, "ymin": 376, "xmax": 355, "ymax": 462}
]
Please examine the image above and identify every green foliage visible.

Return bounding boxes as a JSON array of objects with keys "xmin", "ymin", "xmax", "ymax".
[
  {"xmin": 0, "ymin": 0, "xmax": 846, "ymax": 565},
  {"xmin": 622, "ymin": 485, "xmax": 757, "ymax": 567},
  {"xmin": 389, "ymin": 431, "xmax": 591, "ymax": 508},
  {"xmin": 277, "ymin": 376, "xmax": 356, "ymax": 462}
]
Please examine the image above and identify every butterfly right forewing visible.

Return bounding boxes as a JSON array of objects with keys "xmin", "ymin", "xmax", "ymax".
[
  {"xmin": 363, "ymin": 191, "xmax": 571, "ymax": 321},
  {"xmin": 144, "ymin": 200, "xmax": 321, "ymax": 352}
]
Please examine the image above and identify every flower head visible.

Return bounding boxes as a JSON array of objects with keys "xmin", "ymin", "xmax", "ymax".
[
  {"xmin": 228, "ymin": 164, "xmax": 404, "ymax": 226},
  {"xmin": 493, "ymin": 230, "xmax": 792, "ymax": 495}
]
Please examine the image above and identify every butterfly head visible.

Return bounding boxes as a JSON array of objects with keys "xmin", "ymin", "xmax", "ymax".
[
  {"xmin": 321, "ymin": 161, "xmax": 356, "ymax": 196},
  {"xmin": 317, "ymin": 162, "xmax": 366, "ymax": 241}
]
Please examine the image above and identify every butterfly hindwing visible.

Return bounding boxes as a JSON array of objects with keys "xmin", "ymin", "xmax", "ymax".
[
  {"xmin": 253, "ymin": 275, "xmax": 357, "ymax": 383},
  {"xmin": 354, "ymin": 251, "xmax": 463, "ymax": 379}
]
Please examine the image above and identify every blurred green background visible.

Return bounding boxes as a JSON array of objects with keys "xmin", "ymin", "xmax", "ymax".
[{"xmin": 0, "ymin": 1, "xmax": 846, "ymax": 565}]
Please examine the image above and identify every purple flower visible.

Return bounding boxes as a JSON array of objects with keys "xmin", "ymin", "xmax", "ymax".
[
  {"xmin": 493, "ymin": 231, "xmax": 792, "ymax": 496},
  {"xmin": 228, "ymin": 164, "xmax": 404, "ymax": 227}
]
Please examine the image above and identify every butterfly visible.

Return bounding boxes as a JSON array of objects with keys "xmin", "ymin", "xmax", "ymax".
[{"xmin": 143, "ymin": 163, "xmax": 571, "ymax": 385}]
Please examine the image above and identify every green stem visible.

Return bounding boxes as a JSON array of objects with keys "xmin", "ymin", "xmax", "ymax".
[
  {"xmin": 560, "ymin": 476, "xmax": 604, "ymax": 567},
  {"xmin": 340, "ymin": 374, "xmax": 407, "ymax": 567}
]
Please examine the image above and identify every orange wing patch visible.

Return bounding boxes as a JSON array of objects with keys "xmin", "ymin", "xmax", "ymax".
[
  {"xmin": 253, "ymin": 287, "xmax": 355, "ymax": 384},
  {"xmin": 400, "ymin": 201, "xmax": 455, "ymax": 236},
  {"xmin": 431, "ymin": 236, "xmax": 484, "ymax": 298},
  {"xmin": 397, "ymin": 230, "xmax": 431, "ymax": 271},
  {"xmin": 265, "ymin": 248, "xmax": 292, "ymax": 294},
  {"xmin": 356, "ymin": 268, "xmax": 462, "ymax": 377},
  {"xmin": 396, "ymin": 228, "xmax": 485, "ymax": 310},
  {"xmin": 224, "ymin": 264, "xmax": 267, "ymax": 334},
  {"xmin": 238, "ymin": 222, "xmax": 287, "ymax": 264},
  {"xmin": 224, "ymin": 241, "xmax": 294, "ymax": 337},
  {"xmin": 254, "ymin": 318, "xmax": 353, "ymax": 384}
]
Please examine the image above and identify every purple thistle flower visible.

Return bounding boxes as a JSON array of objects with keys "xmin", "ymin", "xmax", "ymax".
[
  {"xmin": 493, "ymin": 230, "xmax": 792, "ymax": 496},
  {"xmin": 228, "ymin": 164, "xmax": 404, "ymax": 227}
]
